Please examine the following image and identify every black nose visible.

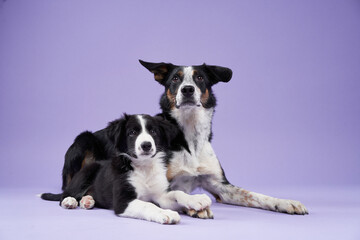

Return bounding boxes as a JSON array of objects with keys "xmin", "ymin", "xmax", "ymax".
[
  {"xmin": 141, "ymin": 142, "xmax": 152, "ymax": 152},
  {"xmin": 181, "ymin": 86, "xmax": 195, "ymax": 98}
]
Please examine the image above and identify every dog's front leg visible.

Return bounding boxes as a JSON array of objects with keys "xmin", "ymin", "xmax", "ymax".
[
  {"xmin": 116, "ymin": 199, "xmax": 180, "ymax": 224},
  {"xmin": 203, "ymin": 179, "xmax": 308, "ymax": 215},
  {"xmin": 157, "ymin": 191, "xmax": 214, "ymax": 219}
]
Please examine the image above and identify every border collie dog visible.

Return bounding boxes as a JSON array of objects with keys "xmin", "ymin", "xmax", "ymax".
[
  {"xmin": 138, "ymin": 60, "xmax": 308, "ymax": 215},
  {"xmin": 42, "ymin": 114, "xmax": 212, "ymax": 224}
]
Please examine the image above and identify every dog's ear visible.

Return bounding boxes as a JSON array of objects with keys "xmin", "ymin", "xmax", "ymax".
[
  {"xmin": 203, "ymin": 64, "xmax": 232, "ymax": 85},
  {"xmin": 158, "ymin": 119, "xmax": 190, "ymax": 154},
  {"xmin": 139, "ymin": 59, "xmax": 175, "ymax": 86},
  {"xmin": 106, "ymin": 114, "xmax": 129, "ymax": 151}
]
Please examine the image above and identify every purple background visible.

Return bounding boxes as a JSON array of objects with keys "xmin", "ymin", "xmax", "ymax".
[
  {"xmin": 0, "ymin": 1, "xmax": 359, "ymax": 239},
  {"xmin": 1, "ymin": 0, "xmax": 359, "ymax": 189}
]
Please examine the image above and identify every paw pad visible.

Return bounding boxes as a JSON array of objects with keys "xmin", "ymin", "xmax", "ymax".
[
  {"xmin": 80, "ymin": 195, "xmax": 95, "ymax": 209},
  {"xmin": 61, "ymin": 197, "xmax": 78, "ymax": 209}
]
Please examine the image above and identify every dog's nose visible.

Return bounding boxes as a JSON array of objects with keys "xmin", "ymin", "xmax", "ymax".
[
  {"xmin": 141, "ymin": 142, "xmax": 152, "ymax": 152},
  {"xmin": 181, "ymin": 86, "xmax": 195, "ymax": 98}
]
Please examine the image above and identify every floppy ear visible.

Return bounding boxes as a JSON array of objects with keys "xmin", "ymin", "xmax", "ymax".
[
  {"xmin": 204, "ymin": 64, "xmax": 232, "ymax": 85},
  {"xmin": 158, "ymin": 119, "xmax": 190, "ymax": 154},
  {"xmin": 139, "ymin": 59, "xmax": 175, "ymax": 85},
  {"xmin": 106, "ymin": 114, "xmax": 128, "ymax": 151}
]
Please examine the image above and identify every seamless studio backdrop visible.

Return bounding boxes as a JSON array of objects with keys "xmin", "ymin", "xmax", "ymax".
[{"xmin": 0, "ymin": 1, "xmax": 359, "ymax": 240}]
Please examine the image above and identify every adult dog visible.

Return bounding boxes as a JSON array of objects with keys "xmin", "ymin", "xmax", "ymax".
[{"xmin": 139, "ymin": 60, "xmax": 308, "ymax": 216}]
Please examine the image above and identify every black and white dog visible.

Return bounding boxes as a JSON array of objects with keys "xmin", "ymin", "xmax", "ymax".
[
  {"xmin": 139, "ymin": 60, "xmax": 308, "ymax": 216},
  {"xmin": 43, "ymin": 114, "xmax": 212, "ymax": 224}
]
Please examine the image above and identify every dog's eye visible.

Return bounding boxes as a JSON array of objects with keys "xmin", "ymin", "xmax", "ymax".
[
  {"xmin": 128, "ymin": 130, "xmax": 137, "ymax": 136},
  {"xmin": 172, "ymin": 76, "xmax": 179, "ymax": 82},
  {"xmin": 149, "ymin": 129, "xmax": 156, "ymax": 135},
  {"xmin": 197, "ymin": 76, "xmax": 204, "ymax": 82}
]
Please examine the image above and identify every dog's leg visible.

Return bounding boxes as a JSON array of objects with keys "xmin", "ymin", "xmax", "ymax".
[
  {"xmin": 203, "ymin": 178, "xmax": 308, "ymax": 215},
  {"xmin": 62, "ymin": 131, "xmax": 103, "ymax": 190},
  {"xmin": 61, "ymin": 163, "xmax": 101, "ymax": 207},
  {"xmin": 156, "ymin": 191, "xmax": 214, "ymax": 219},
  {"xmin": 117, "ymin": 199, "xmax": 181, "ymax": 224}
]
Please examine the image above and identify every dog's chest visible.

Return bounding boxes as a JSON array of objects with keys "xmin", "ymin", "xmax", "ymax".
[
  {"xmin": 128, "ymin": 159, "xmax": 169, "ymax": 202},
  {"xmin": 168, "ymin": 107, "xmax": 223, "ymax": 193},
  {"xmin": 168, "ymin": 141, "xmax": 223, "ymax": 193},
  {"xmin": 172, "ymin": 107, "xmax": 213, "ymax": 154}
]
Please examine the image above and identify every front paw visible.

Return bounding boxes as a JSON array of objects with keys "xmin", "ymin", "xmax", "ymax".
[
  {"xmin": 273, "ymin": 199, "xmax": 308, "ymax": 215},
  {"xmin": 112, "ymin": 155, "xmax": 133, "ymax": 172},
  {"xmin": 185, "ymin": 207, "xmax": 214, "ymax": 219},
  {"xmin": 185, "ymin": 194, "xmax": 212, "ymax": 211},
  {"xmin": 153, "ymin": 209, "xmax": 181, "ymax": 224}
]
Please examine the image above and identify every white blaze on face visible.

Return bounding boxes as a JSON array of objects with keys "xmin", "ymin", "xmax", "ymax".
[
  {"xmin": 182, "ymin": 67, "xmax": 194, "ymax": 85},
  {"xmin": 176, "ymin": 67, "xmax": 202, "ymax": 106},
  {"xmin": 135, "ymin": 115, "xmax": 156, "ymax": 159}
]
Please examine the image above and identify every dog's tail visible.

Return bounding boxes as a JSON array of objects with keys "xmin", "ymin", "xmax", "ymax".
[{"xmin": 39, "ymin": 193, "xmax": 62, "ymax": 201}]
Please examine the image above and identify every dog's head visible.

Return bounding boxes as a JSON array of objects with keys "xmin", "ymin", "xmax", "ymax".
[
  {"xmin": 106, "ymin": 114, "xmax": 180, "ymax": 161},
  {"xmin": 139, "ymin": 60, "xmax": 232, "ymax": 111}
]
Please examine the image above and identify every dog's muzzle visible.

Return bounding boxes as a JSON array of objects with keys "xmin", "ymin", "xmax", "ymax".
[{"xmin": 176, "ymin": 85, "xmax": 201, "ymax": 108}]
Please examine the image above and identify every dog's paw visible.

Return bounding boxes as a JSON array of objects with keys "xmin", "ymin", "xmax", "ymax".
[
  {"xmin": 80, "ymin": 195, "xmax": 95, "ymax": 210},
  {"xmin": 186, "ymin": 207, "xmax": 214, "ymax": 219},
  {"xmin": 184, "ymin": 194, "xmax": 212, "ymax": 211},
  {"xmin": 61, "ymin": 197, "xmax": 78, "ymax": 209},
  {"xmin": 273, "ymin": 199, "xmax": 308, "ymax": 215},
  {"xmin": 152, "ymin": 209, "xmax": 181, "ymax": 224},
  {"xmin": 112, "ymin": 155, "xmax": 133, "ymax": 172}
]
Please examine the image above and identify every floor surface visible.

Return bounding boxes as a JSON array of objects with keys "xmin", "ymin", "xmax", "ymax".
[{"xmin": 1, "ymin": 186, "xmax": 359, "ymax": 240}]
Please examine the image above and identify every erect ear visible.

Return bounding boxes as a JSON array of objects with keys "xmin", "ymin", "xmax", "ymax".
[
  {"xmin": 157, "ymin": 118, "xmax": 190, "ymax": 154},
  {"xmin": 203, "ymin": 64, "xmax": 233, "ymax": 85},
  {"xmin": 139, "ymin": 59, "xmax": 175, "ymax": 85},
  {"xmin": 106, "ymin": 114, "xmax": 129, "ymax": 151}
]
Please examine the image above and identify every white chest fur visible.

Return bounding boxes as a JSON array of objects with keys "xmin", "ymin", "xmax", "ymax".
[
  {"xmin": 128, "ymin": 155, "xmax": 169, "ymax": 202},
  {"xmin": 168, "ymin": 107, "xmax": 223, "ymax": 193},
  {"xmin": 171, "ymin": 106, "xmax": 213, "ymax": 156}
]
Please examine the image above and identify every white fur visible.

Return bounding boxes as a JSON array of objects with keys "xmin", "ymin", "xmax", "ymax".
[
  {"xmin": 157, "ymin": 191, "xmax": 212, "ymax": 212},
  {"xmin": 171, "ymin": 105, "xmax": 213, "ymax": 156},
  {"xmin": 61, "ymin": 197, "xmax": 78, "ymax": 209},
  {"xmin": 168, "ymin": 101, "xmax": 223, "ymax": 193},
  {"xmin": 169, "ymin": 141, "xmax": 223, "ymax": 193},
  {"xmin": 119, "ymin": 199, "xmax": 181, "ymax": 224},
  {"xmin": 128, "ymin": 152, "xmax": 169, "ymax": 202},
  {"xmin": 80, "ymin": 195, "xmax": 95, "ymax": 209}
]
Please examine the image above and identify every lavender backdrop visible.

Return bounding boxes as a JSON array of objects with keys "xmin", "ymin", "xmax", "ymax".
[{"xmin": 0, "ymin": 0, "xmax": 359, "ymax": 190}]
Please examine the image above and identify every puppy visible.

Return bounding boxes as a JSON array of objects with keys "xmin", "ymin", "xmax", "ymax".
[
  {"xmin": 43, "ymin": 114, "xmax": 212, "ymax": 224},
  {"xmin": 58, "ymin": 113, "xmax": 188, "ymax": 191}
]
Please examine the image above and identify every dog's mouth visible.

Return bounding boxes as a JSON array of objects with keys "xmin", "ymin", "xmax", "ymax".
[
  {"xmin": 138, "ymin": 151, "xmax": 157, "ymax": 159},
  {"xmin": 140, "ymin": 152, "xmax": 152, "ymax": 156},
  {"xmin": 176, "ymin": 100, "xmax": 201, "ymax": 109}
]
